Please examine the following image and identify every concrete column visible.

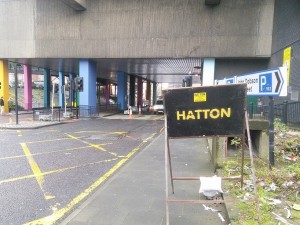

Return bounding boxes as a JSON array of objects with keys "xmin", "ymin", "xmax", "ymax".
[
  {"xmin": 0, "ymin": 60, "xmax": 9, "ymax": 113},
  {"xmin": 129, "ymin": 75, "xmax": 135, "ymax": 106},
  {"xmin": 59, "ymin": 71, "xmax": 65, "ymax": 108},
  {"xmin": 105, "ymin": 82, "xmax": 110, "ymax": 105},
  {"xmin": 152, "ymin": 82, "xmax": 157, "ymax": 105},
  {"xmin": 117, "ymin": 72, "xmax": 127, "ymax": 110},
  {"xmin": 43, "ymin": 69, "xmax": 51, "ymax": 108},
  {"xmin": 146, "ymin": 80, "xmax": 151, "ymax": 103},
  {"xmin": 137, "ymin": 77, "xmax": 143, "ymax": 108},
  {"xmin": 202, "ymin": 58, "xmax": 215, "ymax": 86},
  {"xmin": 79, "ymin": 60, "xmax": 97, "ymax": 108},
  {"xmin": 23, "ymin": 65, "xmax": 32, "ymax": 110}
]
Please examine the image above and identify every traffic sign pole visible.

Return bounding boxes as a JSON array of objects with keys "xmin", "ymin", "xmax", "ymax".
[{"xmin": 269, "ymin": 96, "xmax": 275, "ymax": 167}]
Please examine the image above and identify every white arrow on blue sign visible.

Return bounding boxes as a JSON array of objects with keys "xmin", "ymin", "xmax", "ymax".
[{"xmin": 216, "ymin": 67, "xmax": 287, "ymax": 96}]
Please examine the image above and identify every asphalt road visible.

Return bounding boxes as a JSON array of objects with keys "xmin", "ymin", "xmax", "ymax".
[{"xmin": 0, "ymin": 117, "xmax": 164, "ymax": 225}]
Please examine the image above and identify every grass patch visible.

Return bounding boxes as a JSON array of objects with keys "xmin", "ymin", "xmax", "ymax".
[{"xmin": 222, "ymin": 120, "xmax": 300, "ymax": 224}]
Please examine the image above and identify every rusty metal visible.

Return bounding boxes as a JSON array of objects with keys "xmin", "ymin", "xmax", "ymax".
[
  {"xmin": 167, "ymin": 199, "xmax": 257, "ymax": 204},
  {"xmin": 172, "ymin": 176, "xmax": 241, "ymax": 181},
  {"xmin": 245, "ymin": 111, "xmax": 262, "ymax": 224},
  {"xmin": 167, "ymin": 137, "xmax": 174, "ymax": 194},
  {"xmin": 164, "ymin": 115, "xmax": 170, "ymax": 225}
]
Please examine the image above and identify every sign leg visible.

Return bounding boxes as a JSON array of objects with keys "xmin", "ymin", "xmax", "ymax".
[
  {"xmin": 167, "ymin": 138, "xmax": 175, "ymax": 194},
  {"xmin": 164, "ymin": 116, "xmax": 170, "ymax": 225},
  {"xmin": 245, "ymin": 112, "xmax": 262, "ymax": 224}
]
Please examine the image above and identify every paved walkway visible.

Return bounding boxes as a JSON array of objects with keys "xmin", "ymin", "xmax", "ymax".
[
  {"xmin": 0, "ymin": 111, "xmax": 164, "ymax": 129},
  {"xmin": 60, "ymin": 133, "xmax": 229, "ymax": 225},
  {"xmin": 0, "ymin": 112, "xmax": 62, "ymax": 129}
]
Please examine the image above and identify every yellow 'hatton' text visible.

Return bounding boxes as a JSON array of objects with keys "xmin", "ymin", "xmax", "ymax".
[{"xmin": 176, "ymin": 108, "xmax": 231, "ymax": 120}]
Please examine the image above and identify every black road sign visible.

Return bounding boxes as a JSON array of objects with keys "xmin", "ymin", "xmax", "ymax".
[{"xmin": 164, "ymin": 84, "xmax": 247, "ymax": 137}]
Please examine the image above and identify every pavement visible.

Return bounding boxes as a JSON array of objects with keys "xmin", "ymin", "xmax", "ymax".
[
  {"xmin": 0, "ymin": 111, "xmax": 164, "ymax": 129},
  {"xmin": 0, "ymin": 110, "xmax": 231, "ymax": 225}
]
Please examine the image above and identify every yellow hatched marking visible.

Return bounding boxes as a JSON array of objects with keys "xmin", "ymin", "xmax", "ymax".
[
  {"xmin": 66, "ymin": 133, "xmax": 118, "ymax": 157},
  {"xmin": 0, "ymin": 158, "xmax": 119, "ymax": 185},
  {"xmin": 23, "ymin": 133, "xmax": 157, "ymax": 225},
  {"xmin": 0, "ymin": 143, "xmax": 113, "ymax": 161},
  {"xmin": 21, "ymin": 143, "xmax": 55, "ymax": 200},
  {"xmin": 25, "ymin": 137, "xmax": 72, "ymax": 144}
]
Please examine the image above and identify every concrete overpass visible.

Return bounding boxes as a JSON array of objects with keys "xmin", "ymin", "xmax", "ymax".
[{"xmin": 0, "ymin": 0, "xmax": 275, "ymax": 111}]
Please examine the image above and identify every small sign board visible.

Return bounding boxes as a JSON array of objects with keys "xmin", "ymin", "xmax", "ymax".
[{"xmin": 164, "ymin": 84, "xmax": 247, "ymax": 138}]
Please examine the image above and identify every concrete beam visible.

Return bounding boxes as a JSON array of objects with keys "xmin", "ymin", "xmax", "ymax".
[
  {"xmin": 205, "ymin": 0, "xmax": 221, "ymax": 6},
  {"xmin": 61, "ymin": 0, "xmax": 86, "ymax": 11}
]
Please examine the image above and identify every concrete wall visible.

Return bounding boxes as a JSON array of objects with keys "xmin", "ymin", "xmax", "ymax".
[
  {"xmin": 0, "ymin": 0, "xmax": 35, "ymax": 57},
  {"xmin": 0, "ymin": 0, "xmax": 275, "ymax": 58},
  {"xmin": 269, "ymin": 0, "xmax": 300, "ymax": 103},
  {"xmin": 214, "ymin": 58, "xmax": 269, "ymax": 79}
]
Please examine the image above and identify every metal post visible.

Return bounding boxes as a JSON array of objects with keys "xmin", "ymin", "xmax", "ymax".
[
  {"xmin": 269, "ymin": 96, "xmax": 275, "ymax": 167},
  {"xmin": 245, "ymin": 112, "xmax": 262, "ymax": 224},
  {"xmin": 249, "ymin": 102, "xmax": 254, "ymax": 119},
  {"xmin": 283, "ymin": 101, "xmax": 288, "ymax": 124},
  {"xmin": 164, "ymin": 114, "xmax": 170, "ymax": 225},
  {"xmin": 14, "ymin": 64, "xmax": 19, "ymax": 125},
  {"xmin": 212, "ymin": 137, "xmax": 217, "ymax": 172}
]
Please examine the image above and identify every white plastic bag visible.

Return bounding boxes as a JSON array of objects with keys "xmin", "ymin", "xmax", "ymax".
[{"xmin": 199, "ymin": 176, "xmax": 223, "ymax": 198}]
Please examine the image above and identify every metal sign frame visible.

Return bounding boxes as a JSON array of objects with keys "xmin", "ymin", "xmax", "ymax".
[{"xmin": 164, "ymin": 85, "xmax": 262, "ymax": 225}]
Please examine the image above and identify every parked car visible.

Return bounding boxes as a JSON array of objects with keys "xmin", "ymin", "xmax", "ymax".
[{"xmin": 151, "ymin": 99, "xmax": 164, "ymax": 114}]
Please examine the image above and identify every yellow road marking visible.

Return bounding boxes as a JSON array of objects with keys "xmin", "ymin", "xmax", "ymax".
[
  {"xmin": 25, "ymin": 137, "xmax": 73, "ymax": 144},
  {"xmin": 66, "ymin": 133, "xmax": 118, "ymax": 156},
  {"xmin": 0, "ymin": 143, "xmax": 113, "ymax": 161},
  {"xmin": 0, "ymin": 158, "xmax": 119, "ymax": 185},
  {"xmin": 21, "ymin": 143, "xmax": 54, "ymax": 200},
  {"xmin": 75, "ymin": 131, "xmax": 126, "ymax": 135},
  {"xmin": 159, "ymin": 126, "xmax": 165, "ymax": 133},
  {"xmin": 24, "ymin": 133, "xmax": 156, "ymax": 225}
]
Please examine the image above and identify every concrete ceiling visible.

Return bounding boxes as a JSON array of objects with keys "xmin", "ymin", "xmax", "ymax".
[{"xmin": 8, "ymin": 57, "xmax": 203, "ymax": 84}]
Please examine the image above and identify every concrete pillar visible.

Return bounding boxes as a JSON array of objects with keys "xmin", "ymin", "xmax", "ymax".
[
  {"xmin": 117, "ymin": 72, "xmax": 127, "ymax": 110},
  {"xmin": 202, "ymin": 58, "xmax": 215, "ymax": 86},
  {"xmin": 146, "ymin": 80, "xmax": 151, "ymax": 103},
  {"xmin": 0, "ymin": 60, "xmax": 9, "ymax": 113},
  {"xmin": 105, "ymin": 82, "xmax": 110, "ymax": 105},
  {"xmin": 152, "ymin": 82, "xmax": 157, "ymax": 105},
  {"xmin": 43, "ymin": 69, "xmax": 51, "ymax": 108},
  {"xmin": 129, "ymin": 75, "xmax": 135, "ymax": 106},
  {"xmin": 59, "ymin": 71, "xmax": 65, "ymax": 108},
  {"xmin": 79, "ymin": 60, "xmax": 97, "ymax": 108},
  {"xmin": 137, "ymin": 77, "xmax": 143, "ymax": 108},
  {"xmin": 23, "ymin": 65, "xmax": 32, "ymax": 110}
]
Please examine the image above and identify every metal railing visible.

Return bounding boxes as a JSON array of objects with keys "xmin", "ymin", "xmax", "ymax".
[
  {"xmin": 79, "ymin": 105, "xmax": 99, "ymax": 117},
  {"xmin": 247, "ymin": 103, "xmax": 269, "ymax": 120},
  {"xmin": 32, "ymin": 106, "xmax": 79, "ymax": 121},
  {"xmin": 247, "ymin": 101, "xmax": 300, "ymax": 128},
  {"xmin": 98, "ymin": 103, "xmax": 119, "ymax": 113}
]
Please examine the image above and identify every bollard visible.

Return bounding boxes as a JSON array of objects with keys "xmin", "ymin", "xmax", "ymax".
[{"xmin": 128, "ymin": 106, "xmax": 133, "ymax": 119}]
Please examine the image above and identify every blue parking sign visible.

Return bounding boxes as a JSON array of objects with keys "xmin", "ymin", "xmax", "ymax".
[{"xmin": 259, "ymin": 73, "xmax": 272, "ymax": 93}]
